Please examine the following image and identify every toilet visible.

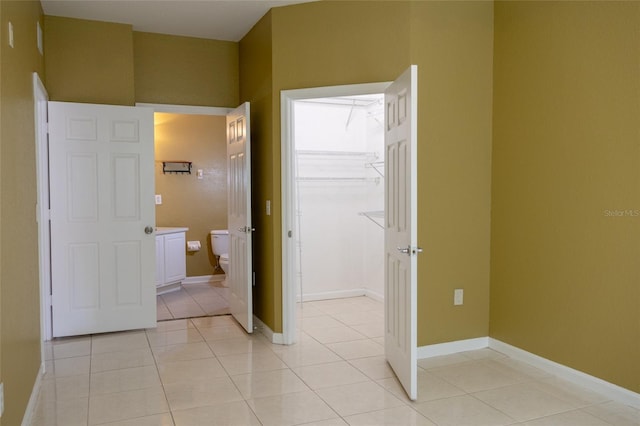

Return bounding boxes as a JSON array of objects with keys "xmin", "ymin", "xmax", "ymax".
[{"xmin": 210, "ymin": 230, "xmax": 229, "ymax": 275}]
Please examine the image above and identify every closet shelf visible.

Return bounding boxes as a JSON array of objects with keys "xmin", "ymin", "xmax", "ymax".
[
  {"xmin": 358, "ymin": 210, "xmax": 384, "ymax": 229},
  {"xmin": 296, "ymin": 150, "xmax": 378, "ymax": 158},
  {"xmin": 365, "ymin": 161, "xmax": 385, "ymax": 177},
  {"xmin": 297, "ymin": 176, "xmax": 380, "ymax": 183}
]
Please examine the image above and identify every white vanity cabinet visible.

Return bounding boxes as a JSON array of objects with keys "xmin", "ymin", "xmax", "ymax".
[{"xmin": 155, "ymin": 227, "xmax": 188, "ymax": 290}]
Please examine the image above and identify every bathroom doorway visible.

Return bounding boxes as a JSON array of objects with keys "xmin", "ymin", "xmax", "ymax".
[
  {"xmin": 146, "ymin": 105, "xmax": 232, "ymax": 321},
  {"xmin": 281, "ymin": 82, "xmax": 390, "ymax": 344}
]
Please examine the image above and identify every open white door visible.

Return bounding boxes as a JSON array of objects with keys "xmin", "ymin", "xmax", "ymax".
[
  {"xmin": 384, "ymin": 65, "xmax": 419, "ymax": 400},
  {"xmin": 227, "ymin": 103, "xmax": 253, "ymax": 333},
  {"xmin": 49, "ymin": 102, "xmax": 156, "ymax": 337}
]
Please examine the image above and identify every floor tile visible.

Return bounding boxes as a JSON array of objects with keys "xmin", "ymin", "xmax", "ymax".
[
  {"xmin": 172, "ymin": 400, "xmax": 261, "ymax": 426},
  {"xmin": 248, "ymin": 390, "xmax": 339, "ymax": 426},
  {"xmin": 157, "ymin": 357, "xmax": 228, "ymax": 385},
  {"xmin": 152, "ymin": 319, "xmax": 195, "ymax": 333},
  {"xmin": 51, "ymin": 337, "xmax": 91, "ymax": 359},
  {"xmin": 348, "ymin": 355, "xmax": 396, "ymax": 380},
  {"xmin": 90, "ymin": 365, "xmax": 161, "ymax": 395},
  {"xmin": 378, "ymin": 370, "xmax": 466, "ymax": 403},
  {"xmin": 315, "ymin": 380, "xmax": 405, "ymax": 417},
  {"xmin": 146, "ymin": 328, "xmax": 204, "ymax": 347},
  {"xmin": 533, "ymin": 376, "xmax": 611, "ymax": 407},
  {"xmin": 217, "ymin": 350, "xmax": 287, "ymax": 375},
  {"xmin": 326, "ymin": 339, "xmax": 384, "ymax": 360},
  {"xmin": 88, "ymin": 387, "xmax": 169, "ymax": 425},
  {"xmin": 583, "ymin": 401, "xmax": 640, "ymax": 426},
  {"xmin": 163, "ymin": 375, "xmax": 243, "ymax": 410},
  {"xmin": 199, "ymin": 324, "xmax": 247, "ymax": 341},
  {"xmin": 519, "ymin": 409, "xmax": 614, "ymax": 426},
  {"xmin": 231, "ymin": 368, "xmax": 310, "ymax": 399},
  {"xmin": 305, "ymin": 324, "xmax": 368, "ymax": 344},
  {"xmin": 91, "ymin": 347, "xmax": 155, "ymax": 373},
  {"xmin": 33, "ymin": 296, "xmax": 629, "ymax": 426},
  {"xmin": 38, "ymin": 375, "xmax": 90, "ymax": 402},
  {"xmin": 414, "ymin": 395, "xmax": 515, "ymax": 426},
  {"xmin": 344, "ymin": 405, "xmax": 438, "ymax": 426},
  {"xmin": 274, "ymin": 343, "xmax": 343, "ymax": 367},
  {"xmin": 100, "ymin": 413, "xmax": 175, "ymax": 426},
  {"xmin": 92, "ymin": 331, "xmax": 150, "ymax": 355},
  {"xmin": 207, "ymin": 336, "xmax": 271, "ymax": 356},
  {"xmin": 350, "ymin": 321, "xmax": 385, "ymax": 338},
  {"xmin": 48, "ymin": 355, "xmax": 91, "ymax": 377},
  {"xmin": 151, "ymin": 341, "xmax": 215, "ymax": 363},
  {"xmin": 474, "ymin": 381, "xmax": 579, "ymax": 422},
  {"xmin": 31, "ymin": 396, "xmax": 89, "ymax": 426},
  {"xmin": 293, "ymin": 360, "xmax": 370, "ymax": 389},
  {"xmin": 430, "ymin": 360, "xmax": 524, "ymax": 393}
]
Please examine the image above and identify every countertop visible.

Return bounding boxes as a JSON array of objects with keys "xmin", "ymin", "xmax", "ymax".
[{"xmin": 155, "ymin": 227, "xmax": 189, "ymax": 235}]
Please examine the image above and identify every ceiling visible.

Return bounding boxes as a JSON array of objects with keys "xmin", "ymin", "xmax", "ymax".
[{"xmin": 40, "ymin": 0, "xmax": 316, "ymax": 42}]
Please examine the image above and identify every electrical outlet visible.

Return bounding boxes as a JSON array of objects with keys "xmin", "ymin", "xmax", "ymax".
[
  {"xmin": 197, "ymin": 169, "xmax": 203, "ymax": 180},
  {"xmin": 155, "ymin": 194, "xmax": 162, "ymax": 205},
  {"xmin": 454, "ymin": 289, "xmax": 464, "ymax": 306}
]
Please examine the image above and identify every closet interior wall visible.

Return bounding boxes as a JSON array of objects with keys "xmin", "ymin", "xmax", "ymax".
[{"xmin": 293, "ymin": 95, "xmax": 384, "ymax": 302}]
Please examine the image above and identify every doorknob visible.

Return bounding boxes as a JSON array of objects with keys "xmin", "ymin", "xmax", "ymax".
[
  {"xmin": 144, "ymin": 226, "xmax": 154, "ymax": 234},
  {"xmin": 397, "ymin": 246, "xmax": 423, "ymax": 255}
]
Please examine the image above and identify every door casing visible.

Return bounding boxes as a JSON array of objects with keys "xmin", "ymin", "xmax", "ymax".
[{"xmin": 280, "ymin": 82, "xmax": 391, "ymax": 345}]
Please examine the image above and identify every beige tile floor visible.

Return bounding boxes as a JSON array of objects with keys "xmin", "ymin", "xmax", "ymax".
[
  {"xmin": 157, "ymin": 281, "xmax": 230, "ymax": 321},
  {"xmin": 32, "ymin": 296, "xmax": 639, "ymax": 426}
]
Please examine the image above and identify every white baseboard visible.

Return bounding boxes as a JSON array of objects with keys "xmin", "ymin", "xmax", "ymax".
[
  {"xmin": 253, "ymin": 315, "xmax": 284, "ymax": 345},
  {"xmin": 156, "ymin": 282, "xmax": 182, "ymax": 295},
  {"xmin": 417, "ymin": 337, "xmax": 489, "ymax": 359},
  {"xmin": 182, "ymin": 274, "xmax": 225, "ymax": 285},
  {"xmin": 21, "ymin": 363, "xmax": 44, "ymax": 426},
  {"xmin": 298, "ymin": 288, "xmax": 366, "ymax": 302},
  {"xmin": 489, "ymin": 338, "xmax": 640, "ymax": 410},
  {"xmin": 364, "ymin": 288, "xmax": 384, "ymax": 302}
]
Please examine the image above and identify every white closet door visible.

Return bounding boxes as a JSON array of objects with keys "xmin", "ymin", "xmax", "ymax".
[{"xmin": 384, "ymin": 65, "xmax": 420, "ymax": 400}]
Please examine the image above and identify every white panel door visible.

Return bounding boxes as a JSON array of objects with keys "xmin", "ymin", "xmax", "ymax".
[
  {"xmin": 385, "ymin": 65, "xmax": 419, "ymax": 400},
  {"xmin": 227, "ymin": 103, "xmax": 253, "ymax": 333},
  {"xmin": 49, "ymin": 101, "xmax": 156, "ymax": 337}
]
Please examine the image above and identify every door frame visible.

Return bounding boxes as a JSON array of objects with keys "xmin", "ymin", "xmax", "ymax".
[
  {"xmin": 33, "ymin": 73, "xmax": 51, "ymax": 351},
  {"xmin": 280, "ymin": 82, "xmax": 390, "ymax": 345}
]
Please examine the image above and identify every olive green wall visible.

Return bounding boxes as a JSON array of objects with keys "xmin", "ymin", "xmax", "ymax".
[
  {"xmin": 44, "ymin": 18, "xmax": 239, "ymax": 107},
  {"xmin": 239, "ymin": 11, "xmax": 274, "ymax": 327},
  {"xmin": 44, "ymin": 16, "xmax": 135, "ymax": 105},
  {"xmin": 154, "ymin": 113, "xmax": 228, "ymax": 277},
  {"xmin": 410, "ymin": 2, "xmax": 494, "ymax": 344},
  {"xmin": 242, "ymin": 1, "xmax": 494, "ymax": 344},
  {"xmin": 491, "ymin": 1, "xmax": 640, "ymax": 393},
  {"xmin": 134, "ymin": 32, "xmax": 239, "ymax": 107},
  {"xmin": 0, "ymin": 1, "xmax": 45, "ymax": 424}
]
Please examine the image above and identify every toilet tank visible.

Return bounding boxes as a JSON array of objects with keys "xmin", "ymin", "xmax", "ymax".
[{"xmin": 210, "ymin": 229, "xmax": 229, "ymax": 255}]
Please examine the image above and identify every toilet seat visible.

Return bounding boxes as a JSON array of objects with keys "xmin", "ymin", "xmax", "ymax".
[{"xmin": 220, "ymin": 253, "xmax": 228, "ymax": 263}]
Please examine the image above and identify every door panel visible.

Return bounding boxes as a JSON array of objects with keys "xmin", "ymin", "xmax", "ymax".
[
  {"xmin": 49, "ymin": 101, "xmax": 156, "ymax": 337},
  {"xmin": 384, "ymin": 65, "xmax": 419, "ymax": 400},
  {"xmin": 227, "ymin": 103, "xmax": 253, "ymax": 333}
]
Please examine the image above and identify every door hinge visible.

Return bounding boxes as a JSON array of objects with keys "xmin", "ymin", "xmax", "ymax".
[{"xmin": 252, "ymin": 272, "xmax": 256, "ymax": 287}]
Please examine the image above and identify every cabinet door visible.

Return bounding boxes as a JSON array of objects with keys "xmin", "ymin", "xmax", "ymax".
[
  {"xmin": 164, "ymin": 232, "xmax": 186, "ymax": 284},
  {"xmin": 155, "ymin": 235, "xmax": 164, "ymax": 287}
]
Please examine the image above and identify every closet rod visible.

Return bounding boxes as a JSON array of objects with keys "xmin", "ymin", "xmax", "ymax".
[
  {"xmin": 296, "ymin": 176, "xmax": 380, "ymax": 182},
  {"xmin": 296, "ymin": 150, "xmax": 377, "ymax": 157}
]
